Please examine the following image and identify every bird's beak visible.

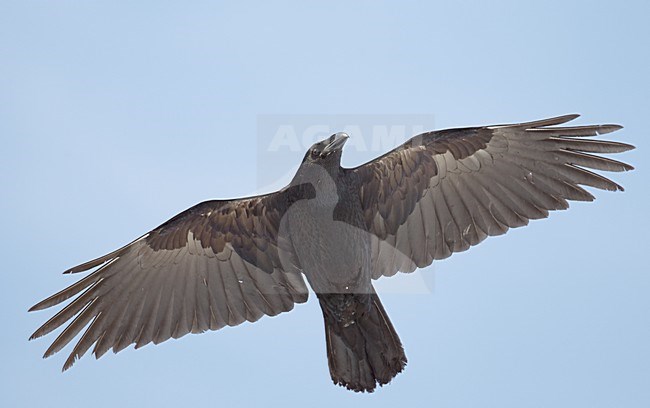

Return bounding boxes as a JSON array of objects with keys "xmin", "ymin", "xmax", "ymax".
[{"xmin": 322, "ymin": 132, "xmax": 349, "ymax": 155}]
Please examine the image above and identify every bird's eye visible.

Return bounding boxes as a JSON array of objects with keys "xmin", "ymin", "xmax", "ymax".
[{"xmin": 310, "ymin": 149, "xmax": 320, "ymax": 159}]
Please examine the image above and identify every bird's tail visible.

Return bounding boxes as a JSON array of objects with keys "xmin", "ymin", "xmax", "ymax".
[{"xmin": 318, "ymin": 289, "xmax": 407, "ymax": 392}]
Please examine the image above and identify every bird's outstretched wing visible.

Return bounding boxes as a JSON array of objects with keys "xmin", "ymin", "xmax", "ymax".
[
  {"xmin": 350, "ymin": 115, "xmax": 635, "ymax": 278},
  {"xmin": 29, "ymin": 185, "xmax": 313, "ymax": 370}
]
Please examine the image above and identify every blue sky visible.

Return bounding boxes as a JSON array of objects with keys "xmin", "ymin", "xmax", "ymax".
[{"xmin": 1, "ymin": 1, "xmax": 648, "ymax": 407}]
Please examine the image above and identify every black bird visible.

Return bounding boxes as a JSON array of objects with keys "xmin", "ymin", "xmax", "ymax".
[{"xmin": 30, "ymin": 114, "xmax": 634, "ymax": 392}]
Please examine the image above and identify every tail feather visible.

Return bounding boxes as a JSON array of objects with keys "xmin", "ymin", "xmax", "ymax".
[{"xmin": 320, "ymin": 291, "xmax": 407, "ymax": 392}]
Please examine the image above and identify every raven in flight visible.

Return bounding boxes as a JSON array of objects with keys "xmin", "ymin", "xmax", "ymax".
[{"xmin": 30, "ymin": 115, "xmax": 634, "ymax": 392}]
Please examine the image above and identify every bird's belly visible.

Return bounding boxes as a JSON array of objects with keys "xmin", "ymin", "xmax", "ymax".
[{"xmin": 285, "ymin": 205, "xmax": 371, "ymax": 294}]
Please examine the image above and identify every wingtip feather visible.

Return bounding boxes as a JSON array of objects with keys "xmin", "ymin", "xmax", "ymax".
[
  {"xmin": 29, "ymin": 300, "xmax": 53, "ymax": 313},
  {"xmin": 62, "ymin": 354, "xmax": 77, "ymax": 371},
  {"xmin": 598, "ymin": 124, "xmax": 624, "ymax": 134}
]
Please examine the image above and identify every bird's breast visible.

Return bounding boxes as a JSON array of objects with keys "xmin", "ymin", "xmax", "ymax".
[{"xmin": 282, "ymin": 197, "xmax": 371, "ymax": 294}]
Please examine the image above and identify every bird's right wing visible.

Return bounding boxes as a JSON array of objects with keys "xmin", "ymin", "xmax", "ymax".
[
  {"xmin": 349, "ymin": 115, "xmax": 634, "ymax": 278},
  {"xmin": 29, "ymin": 184, "xmax": 314, "ymax": 370}
]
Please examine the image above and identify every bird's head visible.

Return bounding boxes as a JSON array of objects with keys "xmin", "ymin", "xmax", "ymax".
[
  {"xmin": 291, "ymin": 132, "xmax": 349, "ymax": 194},
  {"xmin": 302, "ymin": 132, "xmax": 349, "ymax": 170}
]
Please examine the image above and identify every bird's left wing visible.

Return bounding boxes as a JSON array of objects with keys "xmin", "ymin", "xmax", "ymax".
[
  {"xmin": 29, "ymin": 185, "xmax": 312, "ymax": 370},
  {"xmin": 349, "ymin": 115, "xmax": 634, "ymax": 279}
]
